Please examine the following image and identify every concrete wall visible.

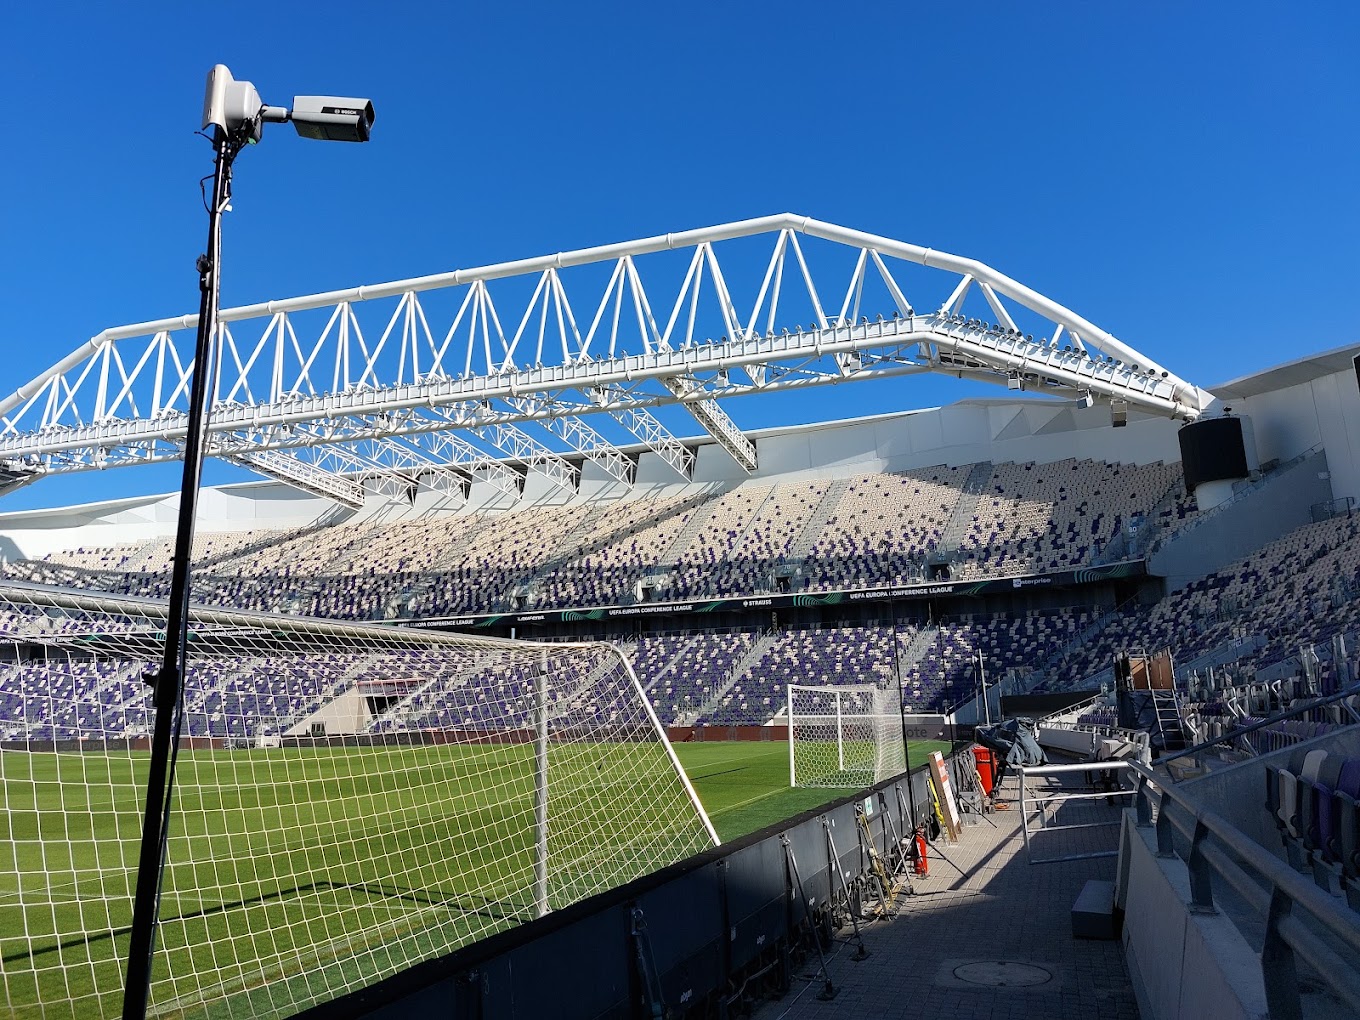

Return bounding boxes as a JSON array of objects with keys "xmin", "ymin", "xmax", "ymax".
[
  {"xmin": 1118, "ymin": 814, "xmax": 1269, "ymax": 1020},
  {"xmin": 1231, "ymin": 364, "xmax": 1360, "ymax": 507}
]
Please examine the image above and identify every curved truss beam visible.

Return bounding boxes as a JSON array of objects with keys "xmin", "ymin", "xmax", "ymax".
[{"xmin": 0, "ymin": 215, "xmax": 1209, "ymax": 502}]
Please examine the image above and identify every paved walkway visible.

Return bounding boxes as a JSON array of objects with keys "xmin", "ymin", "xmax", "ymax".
[{"xmin": 751, "ymin": 770, "xmax": 1141, "ymax": 1020}]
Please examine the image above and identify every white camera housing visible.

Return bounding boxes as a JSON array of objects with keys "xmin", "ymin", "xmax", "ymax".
[
  {"xmin": 201, "ymin": 65, "xmax": 374, "ymax": 144},
  {"xmin": 290, "ymin": 96, "xmax": 375, "ymax": 143}
]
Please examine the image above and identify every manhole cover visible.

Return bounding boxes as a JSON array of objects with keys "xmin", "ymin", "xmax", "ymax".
[{"xmin": 952, "ymin": 961, "xmax": 1053, "ymax": 987}]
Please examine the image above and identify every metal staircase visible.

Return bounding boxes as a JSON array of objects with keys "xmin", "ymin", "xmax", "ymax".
[{"xmin": 1150, "ymin": 688, "xmax": 1189, "ymax": 751}]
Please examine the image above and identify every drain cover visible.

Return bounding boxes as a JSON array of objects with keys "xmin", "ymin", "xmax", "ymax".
[{"xmin": 952, "ymin": 961, "xmax": 1053, "ymax": 987}]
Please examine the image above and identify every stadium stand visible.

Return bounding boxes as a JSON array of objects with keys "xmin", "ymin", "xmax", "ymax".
[
  {"xmin": 9, "ymin": 457, "xmax": 1188, "ymax": 613},
  {"xmin": 1049, "ymin": 513, "xmax": 1360, "ymax": 689},
  {"xmin": 8, "ymin": 442, "xmax": 1360, "ymax": 737}
]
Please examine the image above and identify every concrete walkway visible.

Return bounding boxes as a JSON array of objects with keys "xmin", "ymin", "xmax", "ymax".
[{"xmin": 751, "ymin": 770, "xmax": 1141, "ymax": 1020}]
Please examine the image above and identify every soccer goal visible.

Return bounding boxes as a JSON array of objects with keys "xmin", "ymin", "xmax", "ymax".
[
  {"xmin": 0, "ymin": 581, "xmax": 716, "ymax": 1020},
  {"xmin": 787, "ymin": 683, "xmax": 907, "ymax": 788}
]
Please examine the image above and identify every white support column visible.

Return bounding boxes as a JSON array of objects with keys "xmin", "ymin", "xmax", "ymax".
[
  {"xmin": 788, "ymin": 686, "xmax": 795, "ymax": 787},
  {"xmin": 534, "ymin": 650, "xmax": 549, "ymax": 918},
  {"xmin": 836, "ymin": 690, "xmax": 845, "ymax": 772}
]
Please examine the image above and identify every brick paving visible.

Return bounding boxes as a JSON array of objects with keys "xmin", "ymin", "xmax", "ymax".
[{"xmin": 751, "ymin": 770, "xmax": 1141, "ymax": 1020}]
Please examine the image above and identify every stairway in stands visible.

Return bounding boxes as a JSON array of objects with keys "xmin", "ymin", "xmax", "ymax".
[
  {"xmin": 516, "ymin": 504, "xmax": 609, "ymax": 602},
  {"xmin": 675, "ymin": 631, "xmax": 780, "ymax": 726},
  {"xmin": 895, "ymin": 624, "xmax": 940, "ymax": 706},
  {"xmin": 657, "ymin": 491, "xmax": 723, "ymax": 564},
  {"xmin": 639, "ymin": 634, "xmax": 703, "ymax": 694},
  {"xmin": 784, "ymin": 477, "xmax": 851, "ymax": 561},
  {"xmin": 935, "ymin": 462, "xmax": 994, "ymax": 558}
]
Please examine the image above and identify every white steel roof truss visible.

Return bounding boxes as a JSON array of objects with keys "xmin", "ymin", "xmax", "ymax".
[
  {"xmin": 224, "ymin": 448, "xmax": 365, "ymax": 508},
  {"xmin": 469, "ymin": 421, "xmax": 578, "ymax": 494},
  {"xmin": 0, "ymin": 215, "xmax": 1209, "ymax": 497},
  {"xmin": 600, "ymin": 399, "xmax": 694, "ymax": 479},
  {"xmin": 504, "ymin": 394, "xmax": 634, "ymax": 485}
]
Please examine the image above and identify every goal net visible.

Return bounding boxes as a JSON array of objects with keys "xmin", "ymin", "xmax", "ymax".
[
  {"xmin": 787, "ymin": 684, "xmax": 907, "ymax": 788},
  {"xmin": 0, "ymin": 580, "xmax": 716, "ymax": 1020}
]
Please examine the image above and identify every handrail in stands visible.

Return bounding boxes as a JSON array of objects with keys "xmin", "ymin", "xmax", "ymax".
[
  {"xmin": 1128, "ymin": 760, "xmax": 1360, "ymax": 1018},
  {"xmin": 1154, "ymin": 681, "xmax": 1360, "ymax": 775}
]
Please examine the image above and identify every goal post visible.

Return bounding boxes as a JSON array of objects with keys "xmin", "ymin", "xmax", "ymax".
[
  {"xmin": 787, "ymin": 683, "xmax": 907, "ymax": 788},
  {"xmin": 0, "ymin": 580, "xmax": 716, "ymax": 1020}
]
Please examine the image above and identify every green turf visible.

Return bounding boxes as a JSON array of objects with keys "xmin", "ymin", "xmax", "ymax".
[
  {"xmin": 673, "ymin": 739, "xmax": 950, "ymax": 841},
  {"xmin": 1, "ymin": 738, "xmax": 947, "ymax": 1018},
  {"xmin": 0, "ymin": 742, "xmax": 711, "ymax": 1020}
]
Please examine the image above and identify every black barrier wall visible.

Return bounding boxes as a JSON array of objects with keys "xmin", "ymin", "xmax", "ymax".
[{"xmin": 294, "ymin": 750, "xmax": 974, "ymax": 1019}]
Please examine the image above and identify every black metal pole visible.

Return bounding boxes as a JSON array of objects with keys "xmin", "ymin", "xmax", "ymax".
[
  {"xmin": 890, "ymin": 599, "xmax": 918, "ymax": 827},
  {"xmin": 122, "ymin": 125, "xmax": 234, "ymax": 1020}
]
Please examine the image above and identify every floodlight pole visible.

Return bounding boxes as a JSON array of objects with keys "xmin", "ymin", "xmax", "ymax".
[
  {"xmin": 122, "ymin": 124, "xmax": 236, "ymax": 1020},
  {"xmin": 119, "ymin": 67, "xmax": 373, "ymax": 1020}
]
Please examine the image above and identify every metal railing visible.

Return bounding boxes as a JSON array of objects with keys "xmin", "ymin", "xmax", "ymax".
[
  {"xmin": 1127, "ymin": 760, "xmax": 1360, "ymax": 1018},
  {"xmin": 1156, "ymin": 681, "xmax": 1360, "ymax": 775},
  {"xmin": 1016, "ymin": 761, "xmax": 1136, "ymax": 865}
]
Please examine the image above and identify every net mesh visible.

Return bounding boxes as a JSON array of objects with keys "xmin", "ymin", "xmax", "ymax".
[
  {"xmin": 0, "ymin": 581, "xmax": 715, "ymax": 1019},
  {"xmin": 788, "ymin": 683, "xmax": 906, "ymax": 788}
]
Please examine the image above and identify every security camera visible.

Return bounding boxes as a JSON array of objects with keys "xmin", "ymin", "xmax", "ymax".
[
  {"xmin": 289, "ymin": 96, "xmax": 375, "ymax": 143},
  {"xmin": 201, "ymin": 65, "xmax": 374, "ymax": 144}
]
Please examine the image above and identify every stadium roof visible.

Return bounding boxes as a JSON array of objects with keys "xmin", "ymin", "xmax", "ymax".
[
  {"xmin": 1213, "ymin": 341, "xmax": 1360, "ymax": 400},
  {"xmin": 0, "ymin": 215, "xmax": 1212, "ymax": 508}
]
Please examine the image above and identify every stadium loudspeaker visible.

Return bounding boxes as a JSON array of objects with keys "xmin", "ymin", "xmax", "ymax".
[
  {"xmin": 1353, "ymin": 353, "xmax": 1360, "ymax": 391},
  {"xmin": 1111, "ymin": 399, "xmax": 1129, "ymax": 428}
]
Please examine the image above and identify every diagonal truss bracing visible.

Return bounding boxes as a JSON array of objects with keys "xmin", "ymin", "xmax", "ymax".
[{"xmin": 0, "ymin": 214, "xmax": 1211, "ymax": 504}]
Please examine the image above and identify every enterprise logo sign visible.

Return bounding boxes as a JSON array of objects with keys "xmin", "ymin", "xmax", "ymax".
[{"xmin": 1012, "ymin": 576, "xmax": 1053, "ymax": 589}]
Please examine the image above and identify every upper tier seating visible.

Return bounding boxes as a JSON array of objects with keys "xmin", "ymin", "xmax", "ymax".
[
  {"xmin": 950, "ymin": 459, "xmax": 1184, "ymax": 580},
  {"xmin": 12, "ymin": 457, "xmax": 1188, "ymax": 617}
]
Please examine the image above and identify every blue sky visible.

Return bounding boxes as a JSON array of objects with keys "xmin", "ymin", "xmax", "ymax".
[{"xmin": 1, "ymin": 2, "xmax": 1356, "ymax": 511}]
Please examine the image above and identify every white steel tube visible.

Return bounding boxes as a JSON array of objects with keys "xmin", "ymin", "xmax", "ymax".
[
  {"xmin": 787, "ymin": 685, "xmax": 795, "ymax": 788},
  {"xmin": 836, "ymin": 690, "xmax": 844, "ymax": 771},
  {"xmin": 534, "ymin": 650, "xmax": 549, "ymax": 918},
  {"xmin": 620, "ymin": 650, "xmax": 719, "ymax": 846}
]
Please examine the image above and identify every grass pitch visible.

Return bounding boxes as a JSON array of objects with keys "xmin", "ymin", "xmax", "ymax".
[
  {"xmin": 674, "ymin": 739, "xmax": 950, "ymax": 841},
  {"xmin": 1, "ymin": 738, "xmax": 946, "ymax": 1018}
]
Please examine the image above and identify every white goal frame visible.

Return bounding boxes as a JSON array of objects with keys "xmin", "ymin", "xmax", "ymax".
[{"xmin": 786, "ymin": 683, "xmax": 906, "ymax": 789}]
